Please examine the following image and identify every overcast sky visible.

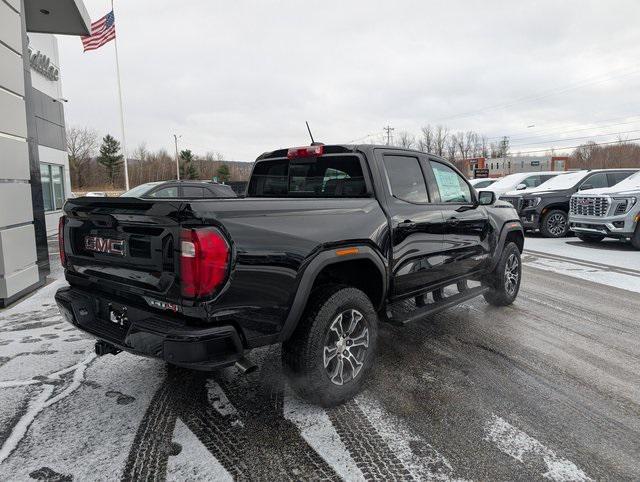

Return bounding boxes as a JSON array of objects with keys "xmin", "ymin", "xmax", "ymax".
[{"xmin": 57, "ymin": 0, "xmax": 640, "ymax": 161}]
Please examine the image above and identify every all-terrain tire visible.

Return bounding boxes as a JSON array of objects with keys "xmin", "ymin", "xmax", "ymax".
[
  {"xmin": 540, "ymin": 209, "xmax": 569, "ymax": 238},
  {"xmin": 282, "ymin": 285, "xmax": 378, "ymax": 407},
  {"xmin": 632, "ymin": 224, "xmax": 640, "ymax": 250},
  {"xmin": 576, "ymin": 233, "xmax": 605, "ymax": 243},
  {"xmin": 483, "ymin": 242, "xmax": 522, "ymax": 306}
]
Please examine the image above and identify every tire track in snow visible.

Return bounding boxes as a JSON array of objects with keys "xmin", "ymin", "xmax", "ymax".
[
  {"xmin": 355, "ymin": 395, "xmax": 462, "ymax": 481},
  {"xmin": 0, "ymin": 353, "xmax": 97, "ymax": 464},
  {"xmin": 484, "ymin": 414, "xmax": 592, "ymax": 482},
  {"xmin": 327, "ymin": 398, "xmax": 414, "ymax": 481},
  {"xmin": 124, "ymin": 353, "xmax": 340, "ymax": 481}
]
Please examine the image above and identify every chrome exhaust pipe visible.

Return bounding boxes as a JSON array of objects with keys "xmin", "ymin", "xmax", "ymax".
[{"xmin": 235, "ymin": 357, "xmax": 257, "ymax": 374}]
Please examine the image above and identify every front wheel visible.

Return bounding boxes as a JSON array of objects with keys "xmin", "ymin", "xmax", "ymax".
[
  {"xmin": 632, "ymin": 224, "xmax": 640, "ymax": 250},
  {"xmin": 282, "ymin": 286, "xmax": 378, "ymax": 407},
  {"xmin": 540, "ymin": 209, "xmax": 569, "ymax": 238},
  {"xmin": 483, "ymin": 242, "xmax": 522, "ymax": 306},
  {"xmin": 576, "ymin": 233, "xmax": 605, "ymax": 243}
]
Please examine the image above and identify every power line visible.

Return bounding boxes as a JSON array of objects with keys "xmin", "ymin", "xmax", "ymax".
[
  {"xmin": 487, "ymin": 114, "xmax": 640, "ymax": 141},
  {"xmin": 434, "ymin": 65, "xmax": 640, "ymax": 123},
  {"xmin": 510, "ymin": 127, "xmax": 640, "ymax": 148},
  {"xmin": 512, "ymin": 136, "xmax": 640, "ymax": 155}
]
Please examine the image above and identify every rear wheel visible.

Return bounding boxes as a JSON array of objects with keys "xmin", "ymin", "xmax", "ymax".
[
  {"xmin": 540, "ymin": 209, "xmax": 569, "ymax": 238},
  {"xmin": 282, "ymin": 286, "xmax": 378, "ymax": 407},
  {"xmin": 483, "ymin": 242, "xmax": 521, "ymax": 306},
  {"xmin": 576, "ymin": 233, "xmax": 605, "ymax": 243}
]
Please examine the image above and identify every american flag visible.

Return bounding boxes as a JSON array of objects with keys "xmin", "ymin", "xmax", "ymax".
[{"xmin": 82, "ymin": 11, "xmax": 116, "ymax": 52}]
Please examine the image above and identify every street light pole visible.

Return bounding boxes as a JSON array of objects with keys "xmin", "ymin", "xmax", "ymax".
[{"xmin": 173, "ymin": 134, "xmax": 181, "ymax": 180}]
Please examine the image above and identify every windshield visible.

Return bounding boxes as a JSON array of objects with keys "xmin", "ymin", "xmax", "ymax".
[
  {"xmin": 120, "ymin": 182, "xmax": 163, "ymax": 197},
  {"xmin": 530, "ymin": 170, "xmax": 588, "ymax": 191},
  {"xmin": 486, "ymin": 173, "xmax": 528, "ymax": 190},
  {"xmin": 611, "ymin": 170, "xmax": 640, "ymax": 190}
]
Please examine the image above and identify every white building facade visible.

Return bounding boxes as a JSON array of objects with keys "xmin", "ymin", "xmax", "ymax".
[{"xmin": 0, "ymin": 0, "xmax": 89, "ymax": 307}]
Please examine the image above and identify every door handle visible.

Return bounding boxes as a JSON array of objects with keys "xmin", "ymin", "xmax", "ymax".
[
  {"xmin": 398, "ymin": 220, "xmax": 416, "ymax": 228},
  {"xmin": 447, "ymin": 217, "xmax": 460, "ymax": 225}
]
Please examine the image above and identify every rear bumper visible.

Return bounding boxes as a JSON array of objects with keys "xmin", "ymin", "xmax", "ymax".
[{"xmin": 55, "ymin": 286, "xmax": 245, "ymax": 370}]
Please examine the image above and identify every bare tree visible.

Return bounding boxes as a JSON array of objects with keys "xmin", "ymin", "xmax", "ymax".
[
  {"xmin": 418, "ymin": 125, "xmax": 434, "ymax": 153},
  {"xmin": 396, "ymin": 131, "xmax": 416, "ymax": 149},
  {"xmin": 480, "ymin": 135, "xmax": 489, "ymax": 158},
  {"xmin": 455, "ymin": 131, "xmax": 471, "ymax": 160},
  {"xmin": 66, "ymin": 127, "xmax": 98, "ymax": 189},
  {"xmin": 446, "ymin": 134, "xmax": 458, "ymax": 162},
  {"xmin": 434, "ymin": 125, "xmax": 449, "ymax": 157},
  {"xmin": 132, "ymin": 142, "xmax": 149, "ymax": 161}
]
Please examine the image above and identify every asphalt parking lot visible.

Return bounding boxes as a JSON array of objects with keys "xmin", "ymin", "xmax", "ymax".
[{"xmin": 0, "ymin": 236, "xmax": 638, "ymax": 481}]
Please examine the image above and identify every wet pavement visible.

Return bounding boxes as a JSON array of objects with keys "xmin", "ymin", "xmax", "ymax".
[{"xmin": 0, "ymin": 238, "xmax": 638, "ymax": 481}]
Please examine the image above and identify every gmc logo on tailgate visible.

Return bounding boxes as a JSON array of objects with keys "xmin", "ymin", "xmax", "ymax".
[{"xmin": 84, "ymin": 236, "xmax": 126, "ymax": 256}]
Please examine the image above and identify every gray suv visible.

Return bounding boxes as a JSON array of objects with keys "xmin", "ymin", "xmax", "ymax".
[{"xmin": 569, "ymin": 171, "xmax": 640, "ymax": 249}]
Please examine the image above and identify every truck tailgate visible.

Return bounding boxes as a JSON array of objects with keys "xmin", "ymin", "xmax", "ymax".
[{"xmin": 63, "ymin": 197, "xmax": 184, "ymax": 301}]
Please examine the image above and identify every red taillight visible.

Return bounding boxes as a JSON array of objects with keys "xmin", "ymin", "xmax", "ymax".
[
  {"xmin": 58, "ymin": 215, "xmax": 66, "ymax": 267},
  {"xmin": 287, "ymin": 145, "xmax": 324, "ymax": 159},
  {"xmin": 180, "ymin": 227, "xmax": 230, "ymax": 299}
]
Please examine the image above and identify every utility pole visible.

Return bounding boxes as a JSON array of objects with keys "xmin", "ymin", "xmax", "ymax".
[
  {"xmin": 173, "ymin": 134, "xmax": 181, "ymax": 180},
  {"xmin": 384, "ymin": 125, "xmax": 395, "ymax": 146}
]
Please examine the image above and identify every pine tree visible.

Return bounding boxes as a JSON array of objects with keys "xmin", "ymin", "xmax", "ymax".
[
  {"xmin": 97, "ymin": 134, "xmax": 123, "ymax": 186},
  {"xmin": 179, "ymin": 149, "xmax": 199, "ymax": 180},
  {"xmin": 216, "ymin": 163, "xmax": 230, "ymax": 183}
]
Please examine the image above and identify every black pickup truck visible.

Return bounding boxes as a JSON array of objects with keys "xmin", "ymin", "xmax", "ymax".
[{"xmin": 55, "ymin": 144, "xmax": 524, "ymax": 406}]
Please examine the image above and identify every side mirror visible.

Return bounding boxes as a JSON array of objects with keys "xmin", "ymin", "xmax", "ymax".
[
  {"xmin": 579, "ymin": 184, "xmax": 592, "ymax": 191},
  {"xmin": 478, "ymin": 191, "xmax": 495, "ymax": 205},
  {"xmin": 516, "ymin": 183, "xmax": 527, "ymax": 190}
]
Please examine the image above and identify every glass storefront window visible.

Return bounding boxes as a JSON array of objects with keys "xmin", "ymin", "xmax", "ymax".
[
  {"xmin": 40, "ymin": 164, "xmax": 65, "ymax": 211},
  {"xmin": 41, "ymin": 164, "xmax": 53, "ymax": 211}
]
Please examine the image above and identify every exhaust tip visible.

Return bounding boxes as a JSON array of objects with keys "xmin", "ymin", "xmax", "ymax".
[{"xmin": 235, "ymin": 357, "xmax": 257, "ymax": 374}]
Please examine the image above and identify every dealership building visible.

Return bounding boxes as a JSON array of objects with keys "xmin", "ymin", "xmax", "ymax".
[{"xmin": 0, "ymin": 0, "xmax": 89, "ymax": 307}]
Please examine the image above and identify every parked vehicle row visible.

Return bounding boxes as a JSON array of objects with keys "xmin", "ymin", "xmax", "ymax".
[{"xmin": 473, "ymin": 168, "xmax": 640, "ymax": 248}]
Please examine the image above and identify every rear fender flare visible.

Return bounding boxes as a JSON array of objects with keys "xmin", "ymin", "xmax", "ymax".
[{"xmin": 279, "ymin": 245, "xmax": 387, "ymax": 341}]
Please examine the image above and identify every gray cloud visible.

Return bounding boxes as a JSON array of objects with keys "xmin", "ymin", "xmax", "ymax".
[{"xmin": 58, "ymin": 0, "xmax": 640, "ymax": 160}]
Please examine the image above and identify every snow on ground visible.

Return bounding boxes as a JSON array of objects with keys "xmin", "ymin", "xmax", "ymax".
[
  {"xmin": 523, "ymin": 234, "xmax": 640, "ymax": 294},
  {"xmin": 524, "ymin": 235, "xmax": 640, "ymax": 271}
]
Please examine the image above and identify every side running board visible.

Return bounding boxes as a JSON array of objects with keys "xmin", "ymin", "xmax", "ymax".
[{"xmin": 382, "ymin": 285, "xmax": 489, "ymax": 326}]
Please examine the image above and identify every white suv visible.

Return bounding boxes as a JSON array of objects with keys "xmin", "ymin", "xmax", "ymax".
[{"xmin": 569, "ymin": 171, "xmax": 640, "ymax": 249}]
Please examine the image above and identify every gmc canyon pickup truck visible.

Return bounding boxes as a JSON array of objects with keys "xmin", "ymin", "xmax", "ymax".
[{"xmin": 55, "ymin": 144, "xmax": 524, "ymax": 406}]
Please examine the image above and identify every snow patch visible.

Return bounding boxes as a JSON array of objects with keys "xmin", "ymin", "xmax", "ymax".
[
  {"xmin": 284, "ymin": 392, "xmax": 364, "ymax": 481},
  {"xmin": 166, "ymin": 419, "xmax": 233, "ymax": 482},
  {"xmin": 0, "ymin": 353, "xmax": 96, "ymax": 464},
  {"xmin": 523, "ymin": 256, "xmax": 640, "ymax": 294},
  {"xmin": 484, "ymin": 414, "xmax": 592, "ymax": 482}
]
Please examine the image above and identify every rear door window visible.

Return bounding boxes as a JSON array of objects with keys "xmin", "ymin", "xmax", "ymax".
[
  {"xmin": 382, "ymin": 155, "xmax": 429, "ymax": 203},
  {"xmin": 183, "ymin": 186, "xmax": 205, "ymax": 198}
]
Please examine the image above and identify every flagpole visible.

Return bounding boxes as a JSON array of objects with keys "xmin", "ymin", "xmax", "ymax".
[{"xmin": 111, "ymin": 0, "xmax": 129, "ymax": 191}]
